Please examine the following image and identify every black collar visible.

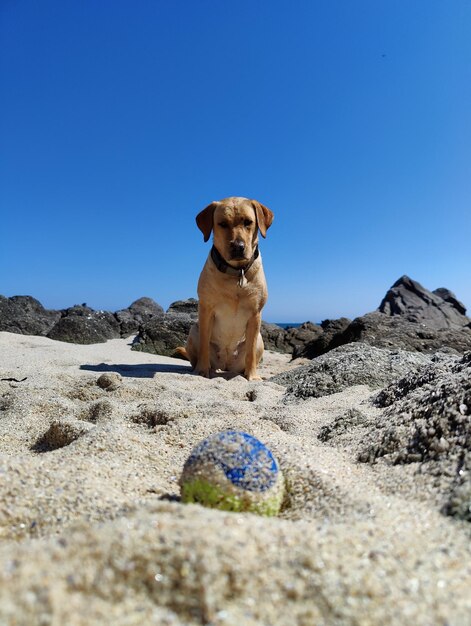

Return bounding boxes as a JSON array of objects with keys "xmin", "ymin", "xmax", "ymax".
[{"xmin": 210, "ymin": 245, "xmax": 259, "ymax": 278}]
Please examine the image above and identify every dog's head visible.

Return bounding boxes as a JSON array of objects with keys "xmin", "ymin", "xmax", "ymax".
[{"xmin": 196, "ymin": 197, "xmax": 274, "ymax": 265}]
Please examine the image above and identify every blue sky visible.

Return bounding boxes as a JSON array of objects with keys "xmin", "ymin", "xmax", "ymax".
[{"xmin": 1, "ymin": 1, "xmax": 470, "ymax": 322}]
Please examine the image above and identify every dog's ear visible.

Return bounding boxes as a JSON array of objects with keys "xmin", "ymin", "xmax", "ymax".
[
  {"xmin": 196, "ymin": 201, "xmax": 219, "ymax": 242},
  {"xmin": 251, "ymin": 201, "xmax": 274, "ymax": 238}
]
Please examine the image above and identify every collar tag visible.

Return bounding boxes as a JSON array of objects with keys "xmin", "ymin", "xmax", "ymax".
[{"xmin": 238, "ymin": 269, "xmax": 247, "ymax": 288}]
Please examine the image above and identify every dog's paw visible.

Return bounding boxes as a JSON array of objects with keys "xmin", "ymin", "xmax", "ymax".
[
  {"xmin": 244, "ymin": 371, "xmax": 262, "ymax": 382},
  {"xmin": 193, "ymin": 365, "xmax": 211, "ymax": 378}
]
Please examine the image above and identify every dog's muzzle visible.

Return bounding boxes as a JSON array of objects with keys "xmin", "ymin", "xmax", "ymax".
[{"xmin": 230, "ymin": 240, "xmax": 246, "ymax": 259}]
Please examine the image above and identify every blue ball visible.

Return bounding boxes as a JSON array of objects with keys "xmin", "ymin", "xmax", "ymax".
[{"xmin": 179, "ymin": 430, "xmax": 284, "ymax": 515}]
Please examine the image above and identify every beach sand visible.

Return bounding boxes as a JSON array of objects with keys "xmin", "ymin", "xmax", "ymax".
[{"xmin": 1, "ymin": 331, "xmax": 470, "ymax": 625}]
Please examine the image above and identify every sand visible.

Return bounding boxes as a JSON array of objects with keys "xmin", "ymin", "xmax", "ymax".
[{"xmin": 1, "ymin": 331, "xmax": 471, "ymax": 625}]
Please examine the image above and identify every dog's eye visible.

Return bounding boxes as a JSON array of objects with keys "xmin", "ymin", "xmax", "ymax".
[
  {"xmin": 219, "ymin": 222, "xmax": 229, "ymax": 229},
  {"xmin": 244, "ymin": 219, "xmax": 253, "ymax": 227}
]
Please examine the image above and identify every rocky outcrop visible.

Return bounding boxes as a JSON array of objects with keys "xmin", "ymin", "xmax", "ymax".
[
  {"xmin": 432, "ymin": 288, "xmax": 467, "ymax": 317},
  {"xmin": 131, "ymin": 312, "xmax": 193, "ymax": 357},
  {"xmin": 297, "ymin": 277, "xmax": 471, "ymax": 358},
  {"xmin": 379, "ymin": 276, "xmax": 470, "ymax": 330},
  {"xmin": 260, "ymin": 322, "xmax": 287, "ymax": 352},
  {"xmin": 300, "ymin": 311, "xmax": 471, "ymax": 358},
  {"xmin": 337, "ymin": 311, "xmax": 471, "ymax": 354},
  {"xmin": 0, "ymin": 296, "xmax": 61, "ymax": 336},
  {"xmin": 295, "ymin": 318, "xmax": 351, "ymax": 359},
  {"xmin": 0, "ymin": 295, "xmax": 165, "ymax": 344},
  {"xmin": 2, "ymin": 276, "xmax": 469, "ymax": 356},
  {"xmin": 166, "ymin": 299, "xmax": 198, "ymax": 317},
  {"xmin": 115, "ymin": 298, "xmax": 165, "ymax": 337},
  {"xmin": 261, "ymin": 321, "xmax": 322, "ymax": 354},
  {"xmin": 47, "ymin": 305, "xmax": 121, "ymax": 344},
  {"xmin": 272, "ymin": 343, "xmax": 431, "ymax": 400},
  {"xmin": 0, "ymin": 292, "xmax": 306, "ymax": 355},
  {"xmin": 285, "ymin": 323, "xmax": 323, "ymax": 356},
  {"xmin": 131, "ymin": 300, "xmax": 196, "ymax": 357},
  {"xmin": 131, "ymin": 304, "xmax": 323, "ymax": 357}
]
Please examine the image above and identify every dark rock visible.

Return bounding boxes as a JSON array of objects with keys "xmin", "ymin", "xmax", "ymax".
[
  {"xmin": 47, "ymin": 298, "xmax": 164, "ymax": 343},
  {"xmin": 271, "ymin": 343, "xmax": 431, "ymax": 400},
  {"xmin": 128, "ymin": 297, "xmax": 164, "ymax": 317},
  {"xmin": 379, "ymin": 275, "xmax": 469, "ymax": 330},
  {"xmin": 167, "ymin": 299, "xmax": 198, "ymax": 317},
  {"xmin": 276, "ymin": 277, "xmax": 470, "ymax": 359},
  {"xmin": 261, "ymin": 323, "xmax": 290, "ymax": 352},
  {"xmin": 285, "ymin": 323, "xmax": 323, "ymax": 357},
  {"xmin": 115, "ymin": 297, "xmax": 164, "ymax": 337},
  {"xmin": 131, "ymin": 313, "xmax": 193, "ymax": 357},
  {"xmin": 433, "ymin": 288, "xmax": 467, "ymax": 316},
  {"xmin": 0, "ymin": 295, "xmax": 60, "ymax": 336},
  {"xmin": 261, "ymin": 322, "xmax": 322, "ymax": 354},
  {"xmin": 304, "ymin": 311, "xmax": 471, "ymax": 357},
  {"xmin": 344, "ymin": 311, "xmax": 471, "ymax": 354},
  {"xmin": 296, "ymin": 318, "xmax": 351, "ymax": 359},
  {"xmin": 114, "ymin": 309, "xmax": 141, "ymax": 338},
  {"xmin": 47, "ymin": 308, "xmax": 120, "ymax": 344},
  {"xmin": 133, "ymin": 313, "xmax": 320, "ymax": 358},
  {"xmin": 62, "ymin": 304, "xmax": 95, "ymax": 317},
  {"xmin": 0, "ymin": 294, "xmax": 167, "ymax": 345}
]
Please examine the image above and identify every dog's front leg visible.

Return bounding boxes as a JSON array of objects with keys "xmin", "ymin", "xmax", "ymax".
[
  {"xmin": 244, "ymin": 312, "xmax": 262, "ymax": 381},
  {"xmin": 194, "ymin": 302, "xmax": 213, "ymax": 378}
]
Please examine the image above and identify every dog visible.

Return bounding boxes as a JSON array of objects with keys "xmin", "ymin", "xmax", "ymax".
[{"xmin": 179, "ymin": 196, "xmax": 274, "ymax": 381}]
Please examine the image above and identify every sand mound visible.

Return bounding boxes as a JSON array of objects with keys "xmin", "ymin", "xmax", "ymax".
[{"xmin": 3, "ymin": 499, "xmax": 471, "ymax": 626}]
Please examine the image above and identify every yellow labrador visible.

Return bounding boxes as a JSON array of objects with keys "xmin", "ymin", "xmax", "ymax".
[{"xmin": 180, "ymin": 196, "xmax": 274, "ymax": 380}]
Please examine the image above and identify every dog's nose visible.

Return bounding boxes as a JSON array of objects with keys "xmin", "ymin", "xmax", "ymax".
[{"xmin": 230, "ymin": 240, "xmax": 246, "ymax": 258}]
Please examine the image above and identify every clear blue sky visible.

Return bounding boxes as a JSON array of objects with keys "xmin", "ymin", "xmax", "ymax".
[{"xmin": 1, "ymin": 1, "xmax": 470, "ymax": 322}]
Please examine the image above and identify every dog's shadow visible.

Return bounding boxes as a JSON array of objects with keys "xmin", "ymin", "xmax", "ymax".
[
  {"xmin": 80, "ymin": 362, "xmax": 191, "ymax": 378},
  {"xmin": 80, "ymin": 363, "xmax": 255, "ymax": 381}
]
